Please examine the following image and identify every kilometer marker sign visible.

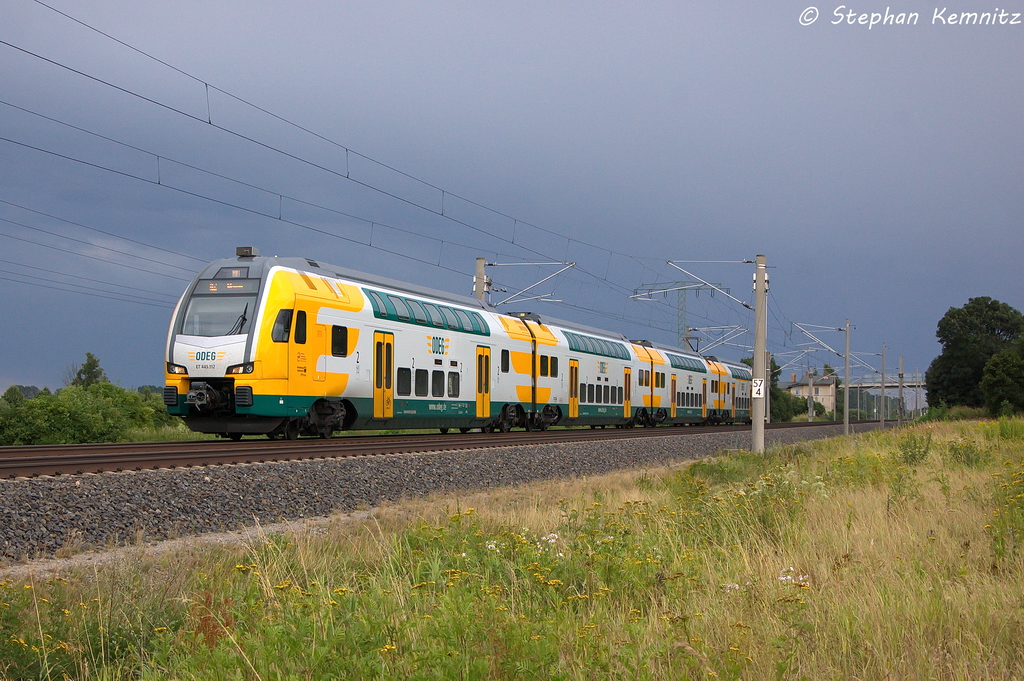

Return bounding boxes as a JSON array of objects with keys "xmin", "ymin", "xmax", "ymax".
[{"xmin": 752, "ymin": 378, "xmax": 765, "ymax": 398}]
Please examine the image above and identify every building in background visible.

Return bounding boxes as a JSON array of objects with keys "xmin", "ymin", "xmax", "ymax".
[{"xmin": 782, "ymin": 372, "xmax": 837, "ymax": 414}]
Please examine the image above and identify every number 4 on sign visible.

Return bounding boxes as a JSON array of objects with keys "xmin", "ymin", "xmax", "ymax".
[{"xmin": 751, "ymin": 378, "xmax": 765, "ymax": 398}]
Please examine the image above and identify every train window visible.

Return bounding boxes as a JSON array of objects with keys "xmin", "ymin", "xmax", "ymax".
[
  {"xmin": 454, "ymin": 309, "xmax": 474, "ymax": 331},
  {"xmin": 540, "ymin": 355, "xmax": 549, "ymax": 377},
  {"xmin": 448, "ymin": 372, "xmax": 460, "ymax": 397},
  {"xmin": 415, "ymin": 369, "xmax": 429, "ymax": 397},
  {"xmin": 432, "ymin": 370, "xmax": 445, "ymax": 397},
  {"xmin": 422, "ymin": 303, "xmax": 446, "ymax": 328},
  {"xmin": 579, "ymin": 383, "xmax": 586, "ymax": 402},
  {"xmin": 588, "ymin": 384, "xmax": 595, "ymax": 403},
  {"xmin": 397, "ymin": 368, "xmax": 412, "ymax": 396},
  {"xmin": 271, "ymin": 309, "xmax": 293, "ymax": 343},
  {"xmin": 440, "ymin": 306, "xmax": 460, "ymax": 330},
  {"xmin": 294, "ymin": 310, "xmax": 307, "ymax": 344},
  {"xmin": 469, "ymin": 312, "xmax": 488, "ymax": 334},
  {"xmin": 407, "ymin": 300, "xmax": 428, "ymax": 324},
  {"xmin": 387, "ymin": 295, "xmax": 410, "ymax": 321},
  {"xmin": 603, "ymin": 385, "xmax": 610, "ymax": 403},
  {"xmin": 501, "ymin": 349, "xmax": 510, "ymax": 373},
  {"xmin": 617, "ymin": 386, "xmax": 623, "ymax": 404},
  {"xmin": 365, "ymin": 290, "xmax": 387, "ymax": 318},
  {"xmin": 331, "ymin": 326, "xmax": 348, "ymax": 356},
  {"xmin": 550, "ymin": 357, "xmax": 558, "ymax": 377},
  {"xmin": 375, "ymin": 342, "xmax": 383, "ymax": 389},
  {"xmin": 595, "ymin": 384, "xmax": 603, "ymax": 404}
]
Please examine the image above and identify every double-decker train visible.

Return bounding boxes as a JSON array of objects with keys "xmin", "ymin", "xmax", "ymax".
[{"xmin": 163, "ymin": 248, "xmax": 752, "ymax": 439}]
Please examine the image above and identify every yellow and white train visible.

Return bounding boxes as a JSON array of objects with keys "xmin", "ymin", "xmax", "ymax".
[{"xmin": 164, "ymin": 248, "xmax": 752, "ymax": 439}]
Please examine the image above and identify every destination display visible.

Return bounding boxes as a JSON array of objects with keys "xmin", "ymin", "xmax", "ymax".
[{"xmin": 194, "ymin": 279, "xmax": 260, "ymax": 295}]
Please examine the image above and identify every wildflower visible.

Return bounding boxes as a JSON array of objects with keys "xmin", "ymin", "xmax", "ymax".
[
  {"xmin": 379, "ymin": 644, "xmax": 397, "ymax": 653},
  {"xmin": 153, "ymin": 627, "xmax": 168, "ymax": 633}
]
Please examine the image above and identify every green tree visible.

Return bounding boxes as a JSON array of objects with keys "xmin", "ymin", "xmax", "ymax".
[
  {"xmin": 2, "ymin": 385, "xmax": 25, "ymax": 404},
  {"xmin": 980, "ymin": 339, "xmax": 1024, "ymax": 416},
  {"xmin": 70, "ymin": 352, "xmax": 109, "ymax": 388},
  {"xmin": 925, "ymin": 297, "xmax": 1024, "ymax": 408}
]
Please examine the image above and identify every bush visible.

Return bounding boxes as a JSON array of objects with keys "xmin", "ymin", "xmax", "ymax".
[
  {"xmin": 0, "ymin": 383, "xmax": 162, "ymax": 445},
  {"xmin": 897, "ymin": 432, "xmax": 931, "ymax": 466}
]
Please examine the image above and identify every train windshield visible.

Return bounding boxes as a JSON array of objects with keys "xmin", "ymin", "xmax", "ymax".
[{"xmin": 179, "ymin": 278, "xmax": 260, "ymax": 337}]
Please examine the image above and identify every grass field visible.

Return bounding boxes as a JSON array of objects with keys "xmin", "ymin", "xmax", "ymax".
[{"xmin": 3, "ymin": 419, "xmax": 1024, "ymax": 679}]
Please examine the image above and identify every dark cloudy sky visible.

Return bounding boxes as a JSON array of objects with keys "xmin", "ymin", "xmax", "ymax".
[{"xmin": 1, "ymin": 1, "xmax": 1021, "ymax": 393}]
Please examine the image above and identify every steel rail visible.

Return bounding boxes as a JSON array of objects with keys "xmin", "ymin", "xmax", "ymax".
[{"xmin": 0, "ymin": 420, "xmax": 875, "ymax": 479}]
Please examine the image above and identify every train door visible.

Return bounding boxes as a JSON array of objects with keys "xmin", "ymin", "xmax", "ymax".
[
  {"xmin": 569, "ymin": 359, "xmax": 579, "ymax": 418},
  {"xmin": 702, "ymin": 378, "xmax": 708, "ymax": 419},
  {"xmin": 623, "ymin": 367, "xmax": 632, "ymax": 419},
  {"xmin": 670, "ymin": 374, "xmax": 677, "ymax": 419},
  {"xmin": 373, "ymin": 331, "xmax": 394, "ymax": 419},
  {"xmin": 476, "ymin": 346, "xmax": 491, "ymax": 419}
]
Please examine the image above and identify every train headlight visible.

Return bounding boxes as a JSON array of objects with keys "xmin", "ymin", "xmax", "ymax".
[
  {"xmin": 167, "ymin": 362, "xmax": 188, "ymax": 375},
  {"xmin": 227, "ymin": 362, "xmax": 255, "ymax": 375}
]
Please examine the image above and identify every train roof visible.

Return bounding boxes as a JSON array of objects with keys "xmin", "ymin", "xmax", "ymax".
[
  {"xmin": 201, "ymin": 251, "xmax": 634, "ymax": 342},
  {"xmin": 197, "ymin": 249, "xmax": 742, "ymax": 359}
]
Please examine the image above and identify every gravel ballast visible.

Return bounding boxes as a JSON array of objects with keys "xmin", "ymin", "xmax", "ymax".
[{"xmin": 0, "ymin": 424, "xmax": 879, "ymax": 561}]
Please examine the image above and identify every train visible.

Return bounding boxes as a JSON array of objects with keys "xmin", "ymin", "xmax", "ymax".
[{"xmin": 163, "ymin": 247, "xmax": 752, "ymax": 439}]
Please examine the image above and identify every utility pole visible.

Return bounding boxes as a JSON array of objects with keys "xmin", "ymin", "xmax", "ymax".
[
  {"xmin": 844, "ymin": 319, "xmax": 850, "ymax": 436},
  {"xmin": 473, "ymin": 257, "xmax": 490, "ymax": 302},
  {"xmin": 879, "ymin": 343, "xmax": 886, "ymax": 427},
  {"xmin": 898, "ymin": 355, "xmax": 904, "ymax": 426},
  {"xmin": 751, "ymin": 255, "xmax": 768, "ymax": 454},
  {"xmin": 807, "ymin": 366, "xmax": 814, "ymax": 422}
]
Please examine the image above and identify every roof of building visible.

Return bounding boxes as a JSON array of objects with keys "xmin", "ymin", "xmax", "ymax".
[{"xmin": 782, "ymin": 374, "xmax": 837, "ymax": 390}]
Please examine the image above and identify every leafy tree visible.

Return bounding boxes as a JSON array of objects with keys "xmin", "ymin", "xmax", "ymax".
[
  {"xmin": 980, "ymin": 339, "xmax": 1024, "ymax": 416},
  {"xmin": 2, "ymin": 385, "xmax": 24, "ymax": 404},
  {"xmin": 70, "ymin": 352, "xmax": 109, "ymax": 388},
  {"xmin": 925, "ymin": 297, "xmax": 1024, "ymax": 407},
  {"xmin": 10, "ymin": 385, "xmax": 41, "ymax": 399}
]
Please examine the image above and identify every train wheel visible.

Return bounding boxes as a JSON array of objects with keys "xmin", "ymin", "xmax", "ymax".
[
  {"xmin": 439, "ymin": 427, "xmax": 449, "ymax": 434},
  {"xmin": 284, "ymin": 420, "xmax": 299, "ymax": 440},
  {"xmin": 266, "ymin": 432, "xmax": 279, "ymax": 440},
  {"xmin": 229, "ymin": 433, "xmax": 243, "ymax": 442},
  {"xmin": 460, "ymin": 427, "xmax": 471, "ymax": 434}
]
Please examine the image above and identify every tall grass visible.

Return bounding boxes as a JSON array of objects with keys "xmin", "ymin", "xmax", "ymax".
[{"xmin": 3, "ymin": 420, "xmax": 1024, "ymax": 678}]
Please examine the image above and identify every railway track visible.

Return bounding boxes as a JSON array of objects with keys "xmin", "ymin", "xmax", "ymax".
[{"xmin": 0, "ymin": 420, "xmax": 877, "ymax": 479}]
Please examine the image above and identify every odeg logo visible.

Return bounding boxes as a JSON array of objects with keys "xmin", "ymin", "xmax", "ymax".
[{"xmin": 799, "ymin": 6, "xmax": 820, "ymax": 24}]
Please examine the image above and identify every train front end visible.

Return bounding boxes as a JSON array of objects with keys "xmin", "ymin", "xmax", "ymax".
[{"xmin": 163, "ymin": 247, "xmax": 281, "ymax": 438}]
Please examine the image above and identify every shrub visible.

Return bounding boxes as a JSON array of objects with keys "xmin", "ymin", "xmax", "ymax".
[
  {"xmin": 944, "ymin": 438, "xmax": 988, "ymax": 467},
  {"xmin": 897, "ymin": 432, "xmax": 931, "ymax": 466},
  {"xmin": 0, "ymin": 383, "xmax": 159, "ymax": 445}
]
